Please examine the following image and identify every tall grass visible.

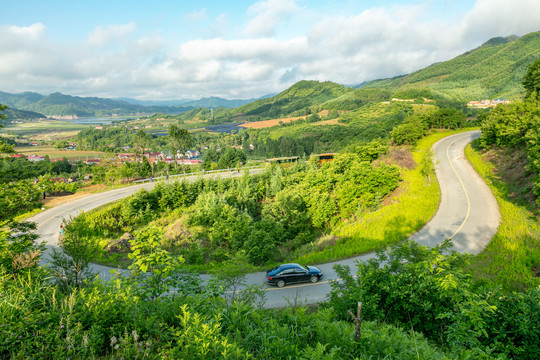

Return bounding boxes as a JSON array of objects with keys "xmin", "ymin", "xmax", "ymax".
[
  {"xmin": 465, "ymin": 143, "xmax": 540, "ymax": 291},
  {"xmin": 296, "ymin": 128, "xmax": 478, "ymax": 264}
]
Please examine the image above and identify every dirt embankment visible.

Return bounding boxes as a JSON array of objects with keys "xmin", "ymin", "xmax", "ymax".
[{"xmin": 41, "ymin": 184, "xmax": 108, "ymax": 208}]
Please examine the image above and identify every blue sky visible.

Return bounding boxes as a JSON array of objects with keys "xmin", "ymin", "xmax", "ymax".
[{"xmin": 1, "ymin": 0, "xmax": 539, "ymax": 100}]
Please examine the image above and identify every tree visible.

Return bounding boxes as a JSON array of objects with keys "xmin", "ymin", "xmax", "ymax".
[
  {"xmin": 0, "ymin": 104, "xmax": 14, "ymax": 155},
  {"xmin": 217, "ymin": 147, "xmax": 246, "ymax": 169},
  {"xmin": 168, "ymin": 125, "xmax": 194, "ymax": 173},
  {"xmin": 0, "ymin": 221, "xmax": 43, "ymax": 274},
  {"xmin": 133, "ymin": 130, "xmax": 151, "ymax": 159},
  {"xmin": 523, "ymin": 57, "xmax": 540, "ymax": 99}
]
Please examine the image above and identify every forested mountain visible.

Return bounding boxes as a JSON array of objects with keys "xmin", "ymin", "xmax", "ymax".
[
  {"xmin": 175, "ymin": 80, "xmax": 365, "ymax": 123},
  {"xmin": 364, "ymin": 31, "xmax": 540, "ymax": 101},
  {"xmin": 0, "ymin": 91, "xmax": 193, "ymax": 118},
  {"xmin": 2, "ymin": 107, "xmax": 46, "ymax": 121}
]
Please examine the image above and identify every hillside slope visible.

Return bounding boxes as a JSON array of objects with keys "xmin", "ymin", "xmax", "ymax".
[{"xmin": 364, "ymin": 31, "xmax": 540, "ymax": 101}]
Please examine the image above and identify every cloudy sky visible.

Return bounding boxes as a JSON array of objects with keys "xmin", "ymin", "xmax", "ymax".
[{"xmin": 1, "ymin": 0, "xmax": 540, "ymax": 100}]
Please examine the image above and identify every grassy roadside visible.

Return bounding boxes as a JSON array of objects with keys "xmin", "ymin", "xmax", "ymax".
[
  {"xmin": 465, "ymin": 143, "xmax": 540, "ymax": 291},
  {"xmin": 295, "ymin": 128, "xmax": 477, "ymax": 265}
]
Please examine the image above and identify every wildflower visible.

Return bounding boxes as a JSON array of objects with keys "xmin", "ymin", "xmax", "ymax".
[
  {"xmin": 114, "ymin": 344, "xmax": 119, "ymax": 350},
  {"xmin": 132, "ymin": 330, "xmax": 139, "ymax": 341}
]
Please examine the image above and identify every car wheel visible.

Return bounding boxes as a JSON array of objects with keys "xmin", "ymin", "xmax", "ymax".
[
  {"xmin": 310, "ymin": 275, "xmax": 319, "ymax": 283},
  {"xmin": 276, "ymin": 280, "xmax": 285, "ymax": 288}
]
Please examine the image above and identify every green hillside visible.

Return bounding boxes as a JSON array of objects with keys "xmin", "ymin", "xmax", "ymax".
[
  {"xmin": 176, "ymin": 81, "xmax": 389, "ymax": 124},
  {"xmin": 364, "ymin": 31, "xmax": 540, "ymax": 101},
  {"xmin": 2, "ymin": 107, "xmax": 46, "ymax": 121},
  {"xmin": 0, "ymin": 91, "xmax": 45, "ymax": 109}
]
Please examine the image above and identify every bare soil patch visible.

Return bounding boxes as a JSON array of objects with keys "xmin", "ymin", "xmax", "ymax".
[
  {"xmin": 41, "ymin": 184, "xmax": 108, "ymax": 208},
  {"xmin": 378, "ymin": 146, "xmax": 416, "ymax": 170},
  {"xmin": 482, "ymin": 147, "xmax": 537, "ymax": 207}
]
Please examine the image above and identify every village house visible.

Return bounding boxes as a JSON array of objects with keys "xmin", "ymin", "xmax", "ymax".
[
  {"xmin": 467, "ymin": 99, "xmax": 510, "ymax": 108},
  {"xmin": 27, "ymin": 155, "xmax": 45, "ymax": 162}
]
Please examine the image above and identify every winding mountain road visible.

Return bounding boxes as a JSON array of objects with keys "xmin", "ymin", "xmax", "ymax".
[{"xmin": 30, "ymin": 130, "xmax": 499, "ymax": 308}]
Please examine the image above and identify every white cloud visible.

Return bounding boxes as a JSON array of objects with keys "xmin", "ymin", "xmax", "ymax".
[
  {"xmin": 87, "ymin": 22, "xmax": 136, "ymax": 47},
  {"xmin": 1, "ymin": 1, "xmax": 540, "ymax": 100},
  {"xmin": 461, "ymin": 0, "xmax": 540, "ymax": 43},
  {"xmin": 244, "ymin": 0, "xmax": 300, "ymax": 37}
]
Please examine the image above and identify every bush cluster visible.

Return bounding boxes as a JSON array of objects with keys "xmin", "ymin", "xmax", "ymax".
[{"xmin": 67, "ymin": 152, "xmax": 400, "ymax": 267}]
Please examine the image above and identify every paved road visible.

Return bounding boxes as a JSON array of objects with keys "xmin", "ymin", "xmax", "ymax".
[
  {"xmin": 31, "ymin": 131, "xmax": 500, "ymax": 308},
  {"xmin": 246, "ymin": 130, "xmax": 500, "ymax": 308}
]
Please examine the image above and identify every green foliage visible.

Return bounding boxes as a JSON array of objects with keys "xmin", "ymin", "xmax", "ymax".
[
  {"xmin": 217, "ymin": 147, "xmax": 247, "ymax": 169},
  {"xmin": 327, "ymin": 240, "xmax": 540, "ymax": 359},
  {"xmin": 0, "ymin": 221, "xmax": 42, "ymax": 274},
  {"xmin": 523, "ymin": 57, "xmax": 540, "ymax": 99},
  {"xmin": 0, "ymin": 180, "xmax": 42, "ymax": 220},
  {"xmin": 391, "ymin": 114, "xmax": 427, "ymax": 145},
  {"xmin": 1, "ymin": 264, "xmax": 453, "ymax": 359},
  {"xmin": 125, "ymin": 225, "xmax": 200, "ymax": 300},
  {"xmin": 168, "ymin": 124, "xmax": 194, "ymax": 171},
  {"xmin": 345, "ymin": 139, "xmax": 389, "ymax": 162},
  {"xmin": 479, "ymin": 98, "xmax": 540, "ymax": 205},
  {"xmin": 160, "ymin": 305, "xmax": 251, "ymax": 359},
  {"xmin": 420, "ymin": 150, "xmax": 436, "ymax": 180}
]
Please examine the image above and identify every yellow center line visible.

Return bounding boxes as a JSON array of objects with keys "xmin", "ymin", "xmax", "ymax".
[{"xmin": 446, "ymin": 134, "xmax": 472, "ymax": 239}]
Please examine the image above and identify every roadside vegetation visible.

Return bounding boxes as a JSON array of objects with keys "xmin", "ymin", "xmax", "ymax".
[{"xmin": 463, "ymin": 62, "xmax": 540, "ymax": 290}]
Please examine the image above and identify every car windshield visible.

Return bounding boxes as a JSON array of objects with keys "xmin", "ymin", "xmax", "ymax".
[{"xmin": 299, "ymin": 264, "xmax": 309, "ymax": 271}]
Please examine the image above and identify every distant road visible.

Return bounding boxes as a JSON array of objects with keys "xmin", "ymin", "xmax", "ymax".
[{"xmin": 31, "ymin": 131, "xmax": 500, "ymax": 308}]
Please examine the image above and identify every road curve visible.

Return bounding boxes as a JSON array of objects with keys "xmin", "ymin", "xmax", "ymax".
[
  {"xmin": 31, "ymin": 169, "xmax": 260, "ymax": 278},
  {"xmin": 30, "ymin": 131, "xmax": 499, "ymax": 308},
  {"xmin": 250, "ymin": 130, "xmax": 500, "ymax": 307}
]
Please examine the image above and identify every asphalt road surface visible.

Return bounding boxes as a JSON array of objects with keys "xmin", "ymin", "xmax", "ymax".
[{"xmin": 30, "ymin": 131, "xmax": 500, "ymax": 308}]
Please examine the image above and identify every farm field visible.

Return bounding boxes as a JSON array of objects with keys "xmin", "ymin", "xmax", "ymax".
[
  {"xmin": 1, "ymin": 119, "xmax": 89, "ymax": 141},
  {"xmin": 15, "ymin": 145, "xmax": 108, "ymax": 160},
  {"xmin": 239, "ymin": 115, "xmax": 306, "ymax": 129}
]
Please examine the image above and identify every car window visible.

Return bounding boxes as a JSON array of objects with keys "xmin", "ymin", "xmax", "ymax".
[
  {"xmin": 280, "ymin": 269, "xmax": 295, "ymax": 275},
  {"xmin": 294, "ymin": 268, "xmax": 307, "ymax": 274}
]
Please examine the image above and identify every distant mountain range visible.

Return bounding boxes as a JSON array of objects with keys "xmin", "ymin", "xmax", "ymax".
[
  {"xmin": 117, "ymin": 95, "xmax": 274, "ymax": 109},
  {"xmin": 0, "ymin": 91, "xmax": 274, "ymax": 120},
  {"xmin": 0, "ymin": 91, "xmax": 196, "ymax": 119}
]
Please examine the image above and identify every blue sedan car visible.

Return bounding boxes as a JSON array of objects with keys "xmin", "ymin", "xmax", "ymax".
[{"xmin": 266, "ymin": 263, "xmax": 323, "ymax": 287}]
